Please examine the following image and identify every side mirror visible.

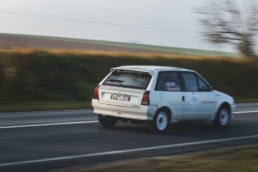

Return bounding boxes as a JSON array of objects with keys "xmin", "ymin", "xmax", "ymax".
[
  {"xmin": 199, "ymin": 85, "xmax": 213, "ymax": 91},
  {"xmin": 208, "ymin": 85, "xmax": 213, "ymax": 91}
]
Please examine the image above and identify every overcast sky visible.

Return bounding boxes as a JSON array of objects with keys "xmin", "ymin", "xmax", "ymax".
[{"xmin": 0, "ymin": 0, "xmax": 250, "ymax": 52}]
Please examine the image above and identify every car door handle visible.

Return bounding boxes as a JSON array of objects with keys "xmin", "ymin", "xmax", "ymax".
[{"xmin": 182, "ymin": 96, "xmax": 185, "ymax": 102}]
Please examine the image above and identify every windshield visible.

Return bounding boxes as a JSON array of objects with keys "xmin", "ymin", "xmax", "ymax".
[{"xmin": 103, "ymin": 70, "xmax": 151, "ymax": 90}]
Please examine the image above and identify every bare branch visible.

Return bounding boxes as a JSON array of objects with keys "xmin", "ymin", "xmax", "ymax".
[{"xmin": 195, "ymin": 0, "xmax": 258, "ymax": 57}]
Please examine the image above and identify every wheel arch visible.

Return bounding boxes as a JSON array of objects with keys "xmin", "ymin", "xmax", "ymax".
[
  {"xmin": 216, "ymin": 102, "xmax": 231, "ymax": 116},
  {"xmin": 213, "ymin": 102, "xmax": 231, "ymax": 127},
  {"xmin": 156, "ymin": 106, "xmax": 172, "ymax": 123}
]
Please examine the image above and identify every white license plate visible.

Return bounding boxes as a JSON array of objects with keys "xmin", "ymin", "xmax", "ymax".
[{"xmin": 111, "ymin": 94, "xmax": 131, "ymax": 101}]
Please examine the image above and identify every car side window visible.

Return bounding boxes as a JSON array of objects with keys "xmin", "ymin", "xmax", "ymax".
[
  {"xmin": 197, "ymin": 76, "xmax": 208, "ymax": 90},
  {"xmin": 182, "ymin": 73, "xmax": 198, "ymax": 92},
  {"xmin": 155, "ymin": 72, "xmax": 181, "ymax": 91}
]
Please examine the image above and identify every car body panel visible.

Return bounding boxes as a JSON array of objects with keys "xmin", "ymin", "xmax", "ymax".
[
  {"xmin": 99, "ymin": 85, "xmax": 145, "ymax": 108},
  {"xmin": 92, "ymin": 99, "xmax": 157, "ymax": 120},
  {"xmin": 151, "ymin": 91, "xmax": 184, "ymax": 122},
  {"xmin": 183, "ymin": 91, "xmax": 216, "ymax": 121},
  {"xmin": 213, "ymin": 90, "xmax": 236, "ymax": 119},
  {"xmin": 92, "ymin": 65, "xmax": 236, "ymax": 123}
]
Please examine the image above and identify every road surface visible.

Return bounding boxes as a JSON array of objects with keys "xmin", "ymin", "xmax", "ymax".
[{"xmin": 0, "ymin": 103, "xmax": 258, "ymax": 171}]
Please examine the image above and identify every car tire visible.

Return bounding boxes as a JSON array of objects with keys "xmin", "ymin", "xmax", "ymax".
[
  {"xmin": 148, "ymin": 109, "xmax": 170, "ymax": 133},
  {"xmin": 98, "ymin": 115, "xmax": 117, "ymax": 128},
  {"xmin": 213, "ymin": 105, "xmax": 231, "ymax": 127}
]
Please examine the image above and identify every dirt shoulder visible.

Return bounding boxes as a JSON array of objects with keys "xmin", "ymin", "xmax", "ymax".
[{"xmin": 67, "ymin": 145, "xmax": 258, "ymax": 172}]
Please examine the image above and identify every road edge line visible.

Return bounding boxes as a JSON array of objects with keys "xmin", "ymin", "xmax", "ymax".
[
  {"xmin": 0, "ymin": 121, "xmax": 98, "ymax": 129},
  {"xmin": 0, "ymin": 134, "xmax": 258, "ymax": 167}
]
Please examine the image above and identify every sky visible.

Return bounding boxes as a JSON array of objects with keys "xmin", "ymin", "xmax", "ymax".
[{"xmin": 0, "ymin": 0, "xmax": 249, "ymax": 52}]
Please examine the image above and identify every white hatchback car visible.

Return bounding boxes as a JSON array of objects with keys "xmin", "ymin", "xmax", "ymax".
[{"xmin": 92, "ymin": 66, "xmax": 236, "ymax": 132}]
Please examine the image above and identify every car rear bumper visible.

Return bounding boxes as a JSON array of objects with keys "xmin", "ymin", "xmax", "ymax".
[{"xmin": 92, "ymin": 99, "xmax": 157, "ymax": 121}]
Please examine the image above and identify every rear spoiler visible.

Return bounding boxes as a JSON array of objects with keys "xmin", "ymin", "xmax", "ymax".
[
  {"xmin": 110, "ymin": 67, "xmax": 154, "ymax": 76},
  {"xmin": 110, "ymin": 68, "xmax": 116, "ymax": 73}
]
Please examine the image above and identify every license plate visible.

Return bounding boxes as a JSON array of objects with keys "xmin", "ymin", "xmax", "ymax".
[{"xmin": 111, "ymin": 94, "xmax": 131, "ymax": 101}]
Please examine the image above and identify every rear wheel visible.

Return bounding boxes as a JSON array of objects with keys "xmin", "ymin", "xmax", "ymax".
[
  {"xmin": 214, "ymin": 105, "xmax": 231, "ymax": 127},
  {"xmin": 98, "ymin": 115, "xmax": 117, "ymax": 128},
  {"xmin": 149, "ymin": 109, "xmax": 170, "ymax": 133}
]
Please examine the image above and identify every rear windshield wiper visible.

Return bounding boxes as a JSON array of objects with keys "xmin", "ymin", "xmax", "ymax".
[
  {"xmin": 107, "ymin": 79, "xmax": 125, "ymax": 87},
  {"xmin": 107, "ymin": 79, "xmax": 124, "ymax": 82}
]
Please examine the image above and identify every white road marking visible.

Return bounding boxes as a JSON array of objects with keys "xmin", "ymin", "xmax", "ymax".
[
  {"xmin": 0, "ymin": 121, "xmax": 98, "ymax": 129},
  {"xmin": 235, "ymin": 110, "xmax": 258, "ymax": 114},
  {"xmin": 0, "ymin": 110, "xmax": 257, "ymax": 130},
  {"xmin": 0, "ymin": 134, "xmax": 258, "ymax": 167}
]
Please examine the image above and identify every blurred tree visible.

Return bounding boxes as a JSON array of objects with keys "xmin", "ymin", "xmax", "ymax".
[{"xmin": 196, "ymin": 0, "xmax": 258, "ymax": 57}]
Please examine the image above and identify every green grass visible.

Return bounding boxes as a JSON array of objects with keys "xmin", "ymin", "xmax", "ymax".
[
  {"xmin": 0, "ymin": 49, "xmax": 257, "ymax": 112},
  {"xmin": 76, "ymin": 145, "xmax": 258, "ymax": 172},
  {"xmin": 1, "ymin": 33, "xmax": 238, "ymax": 57},
  {"xmin": 0, "ymin": 101, "xmax": 92, "ymax": 112}
]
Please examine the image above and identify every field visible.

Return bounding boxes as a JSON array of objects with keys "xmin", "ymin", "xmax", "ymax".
[
  {"xmin": 84, "ymin": 145, "xmax": 258, "ymax": 172},
  {"xmin": 0, "ymin": 49, "xmax": 257, "ymax": 112},
  {"xmin": 0, "ymin": 33, "xmax": 237, "ymax": 56}
]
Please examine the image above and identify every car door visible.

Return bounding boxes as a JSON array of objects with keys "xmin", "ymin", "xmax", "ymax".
[
  {"xmin": 195, "ymin": 73, "xmax": 216, "ymax": 119},
  {"xmin": 151, "ymin": 71, "xmax": 185, "ymax": 121},
  {"xmin": 181, "ymin": 72, "xmax": 200, "ymax": 120},
  {"xmin": 181, "ymin": 72, "xmax": 216, "ymax": 121}
]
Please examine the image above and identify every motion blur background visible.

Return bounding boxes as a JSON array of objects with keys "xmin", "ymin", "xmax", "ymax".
[
  {"xmin": 0, "ymin": 0, "xmax": 258, "ymax": 112},
  {"xmin": 1, "ymin": 1, "xmax": 258, "ymax": 172},
  {"xmin": 0, "ymin": 0, "xmax": 236, "ymax": 51}
]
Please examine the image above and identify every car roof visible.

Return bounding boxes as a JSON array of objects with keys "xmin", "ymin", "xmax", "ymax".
[{"xmin": 113, "ymin": 65, "xmax": 193, "ymax": 72}]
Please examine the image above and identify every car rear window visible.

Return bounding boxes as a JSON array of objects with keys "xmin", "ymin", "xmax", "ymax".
[{"xmin": 103, "ymin": 70, "xmax": 151, "ymax": 90}]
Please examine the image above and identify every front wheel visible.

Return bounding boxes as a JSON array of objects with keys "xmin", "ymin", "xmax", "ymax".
[
  {"xmin": 213, "ymin": 106, "xmax": 231, "ymax": 127},
  {"xmin": 148, "ymin": 109, "xmax": 170, "ymax": 133},
  {"xmin": 98, "ymin": 115, "xmax": 117, "ymax": 128}
]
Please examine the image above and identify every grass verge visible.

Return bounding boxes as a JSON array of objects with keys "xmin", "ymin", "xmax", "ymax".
[
  {"xmin": 0, "ymin": 101, "xmax": 92, "ymax": 113},
  {"xmin": 0, "ymin": 49, "xmax": 258, "ymax": 112},
  {"xmin": 0, "ymin": 99, "xmax": 256, "ymax": 113},
  {"xmin": 75, "ymin": 145, "xmax": 258, "ymax": 172}
]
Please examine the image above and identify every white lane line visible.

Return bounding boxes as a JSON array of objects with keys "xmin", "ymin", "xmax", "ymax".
[
  {"xmin": 0, "ymin": 110, "xmax": 257, "ymax": 129},
  {"xmin": 0, "ymin": 121, "xmax": 98, "ymax": 129},
  {"xmin": 0, "ymin": 134, "xmax": 258, "ymax": 167},
  {"xmin": 235, "ymin": 110, "xmax": 258, "ymax": 114}
]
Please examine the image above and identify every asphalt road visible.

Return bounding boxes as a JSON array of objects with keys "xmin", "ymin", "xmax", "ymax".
[{"xmin": 0, "ymin": 103, "xmax": 258, "ymax": 171}]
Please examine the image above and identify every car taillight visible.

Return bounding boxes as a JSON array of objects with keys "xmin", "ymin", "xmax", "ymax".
[
  {"xmin": 93, "ymin": 85, "xmax": 100, "ymax": 99},
  {"xmin": 141, "ymin": 91, "xmax": 150, "ymax": 105}
]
